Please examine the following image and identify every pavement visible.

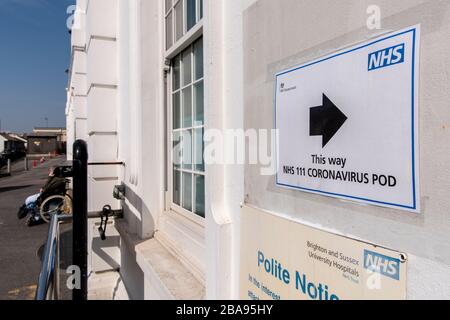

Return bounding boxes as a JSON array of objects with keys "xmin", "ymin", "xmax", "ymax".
[
  {"xmin": 0, "ymin": 157, "xmax": 26, "ymax": 177},
  {"xmin": 88, "ymin": 271, "xmax": 129, "ymax": 300},
  {"xmin": 0, "ymin": 156, "xmax": 67, "ymax": 300}
]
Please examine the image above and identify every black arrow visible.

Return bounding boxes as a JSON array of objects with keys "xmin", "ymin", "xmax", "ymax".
[{"xmin": 310, "ymin": 94, "xmax": 347, "ymax": 148}]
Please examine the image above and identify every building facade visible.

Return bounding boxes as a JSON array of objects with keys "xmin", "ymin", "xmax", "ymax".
[
  {"xmin": 66, "ymin": 0, "xmax": 450, "ymax": 300},
  {"xmin": 27, "ymin": 133, "xmax": 60, "ymax": 156},
  {"xmin": 0, "ymin": 133, "xmax": 26, "ymax": 155},
  {"xmin": 33, "ymin": 127, "xmax": 67, "ymax": 145}
]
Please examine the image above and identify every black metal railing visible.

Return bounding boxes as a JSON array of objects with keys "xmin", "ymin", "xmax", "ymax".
[
  {"xmin": 35, "ymin": 209, "xmax": 123, "ymax": 300},
  {"xmin": 35, "ymin": 140, "xmax": 123, "ymax": 300},
  {"xmin": 35, "ymin": 214, "xmax": 67, "ymax": 300},
  {"xmin": 72, "ymin": 140, "xmax": 88, "ymax": 301}
]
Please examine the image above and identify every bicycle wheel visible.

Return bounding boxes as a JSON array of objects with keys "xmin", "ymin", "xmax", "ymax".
[{"xmin": 39, "ymin": 195, "xmax": 72, "ymax": 223}]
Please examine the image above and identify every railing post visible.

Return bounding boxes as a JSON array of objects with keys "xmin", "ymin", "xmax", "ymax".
[{"xmin": 72, "ymin": 140, "xmax": 88, "ymax": 301}]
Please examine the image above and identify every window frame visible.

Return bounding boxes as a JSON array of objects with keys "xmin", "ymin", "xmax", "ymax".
[
  {"xmin": 165, "ymin": 0, "xmax": 204, "ymax": 52},
  {"xmin": 165, "ymin": 1, "xmax": 205, "ymax": 227}
]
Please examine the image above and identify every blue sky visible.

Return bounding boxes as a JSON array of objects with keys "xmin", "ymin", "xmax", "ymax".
[{"xmin": 0, "ymin": 0, "xmax": 75, "ymax": 133}]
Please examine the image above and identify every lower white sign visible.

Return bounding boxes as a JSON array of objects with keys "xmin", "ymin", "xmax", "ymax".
[
  {"xmin": 275, "ymin": 26, "xmax": 420, "ymax": 212},
  {"xmin": 240, "ymin": 205, "xmax": 407, "ymax": 300}
]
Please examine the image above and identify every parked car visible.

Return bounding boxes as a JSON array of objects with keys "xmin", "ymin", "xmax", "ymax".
[
  {"xmin": 1, "ymin": 149, "xmax": 25, "ymax": 162},
  {"xmin": 0, "ymin": 154, "xmax": 7, "ymax": 170}
]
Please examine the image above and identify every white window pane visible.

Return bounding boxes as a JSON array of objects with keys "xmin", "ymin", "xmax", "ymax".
[
  {"xmin": 165, "ymin": 12, "xmax": 173, "ymax": 50},
  {"xmin": 173, "ymin": 131, "xmax": 181, "ymax": 168},
  {"xmin": 182, "ymin": 173, "xmax": 193, "ymax": 211},
  {"xmin": 173, "ymin": 92, "xmax": 181, "ymax": 129},
  {"xmin": 182, "ymin": 86, "xmax": 192, "ymax": 128},
  {"xmin": 182, "ymin": 48, "xmax": 192, "ymax": 86},
  {"xmin": 173, "ymin": 55, "xmax": 181, "ymax": 91},
  {"xmin": 194, "ymin": 174, "xmax": 205, "ymax": 217},
  {"xmin": 186, "ymin": 0, "xmax": 196, "ymax": 31},
  {"xmin": 194, "ymin": 37, "xmax": 203, "ymax": 80},
  {"xmin": 182, "ymin": 130, "xmax": 192, "ymax": 170},
  {"xmin": 194, "ymin": 128, "xmax": 204, "ymax": 172},
  {"xmin": 165, "ymin": 0, "xmax": 172, "ymax": 14},
  {"xmin": 175, "ymin": 0, "xmax": 184, "ymax": 41},
  {"xmin": 194, "ymin": 81, "xmax": 203, "ymax": 126},
  {"xmin": 199, "ymin": 0, "xmax": 203, "ymax": 19},
  {"xmin": 173, "ymin": 169, "xmax": 181, "ymax": 206}
]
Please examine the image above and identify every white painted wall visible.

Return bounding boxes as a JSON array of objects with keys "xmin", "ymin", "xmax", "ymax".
[
  {"xmin": 0, "ymin": 136, "xmax": 6, "ymax": 154},
  {"xmin": 68, "ymin": 0, "xmax": 122, "ymax": 275},
  {"xmin": 67, "ymin": 2, "xmax": 88, "ymax": 160},
  {"xmin": 242, "ymin": 0, "xmax": 450, "ymax": 299},
  {"xmin": 203, "ymin": 0, "xmax": 248, "ymax": 300}
]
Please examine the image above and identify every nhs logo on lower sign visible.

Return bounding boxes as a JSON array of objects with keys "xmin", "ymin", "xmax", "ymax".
[
  {"xmin": 368, "ymin": 44, "xmax": 405, "ymax": 71},
  {"xmin": 364, "ymin": 250, "xmax": 400, "ymax": 280}
]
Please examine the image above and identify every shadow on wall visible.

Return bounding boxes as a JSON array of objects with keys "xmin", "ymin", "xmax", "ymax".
[
  {"xmin": 122, "ymin": 184, "xmax": 156, "ymax": 239},
  {"xmin": 113, "ymin": 185, "xmax": 157, "ymax": 299}
]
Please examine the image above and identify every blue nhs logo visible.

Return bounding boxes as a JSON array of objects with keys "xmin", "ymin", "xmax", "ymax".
[
  {"xmin": 368, "ymin": 44, "xmax": 405, "ymax": 71},
  {"xmin": 364, "ymin": 250, "xmax": 400, "ymax": 281}
]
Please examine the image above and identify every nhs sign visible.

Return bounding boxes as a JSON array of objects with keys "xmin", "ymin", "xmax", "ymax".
[
  {"xmin": 364, "ymin": 250, "xmax": 401, "ymax": 280},
  {"xmin": 368, "ymin": 44, "xmax": 405, "ymax": 71}
]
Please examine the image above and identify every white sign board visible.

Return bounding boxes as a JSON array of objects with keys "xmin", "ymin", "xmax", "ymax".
[
  {"xmin": 275, "ymin": 26, "xmax": 420, "ymax": 212},
  {"xmin": 240, "ymin": 205, "xmax": 407, "ymax": 300}
]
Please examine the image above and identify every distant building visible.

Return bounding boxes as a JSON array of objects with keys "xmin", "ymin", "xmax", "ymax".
[
  {"xmin": 32, "ymin": 127, "xmax": 67, "ymax": 154},
  {"xmin": 33, "ymin": 127, "xmax": 67, "ymax": 142},
  {"xmin": 9, "ymin": 134, "xmax": 27, "ymax": 148},
  {"xmin": 0, "ymin": 133, "xmax": 26, "ymax": 155},
  {"xmin": 0, "ymin": 134, "xmax": 9, "ymax": 154},
  {"xmin": 26, "ymin": 133, "xmax": 59, "ymax": 156}
]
